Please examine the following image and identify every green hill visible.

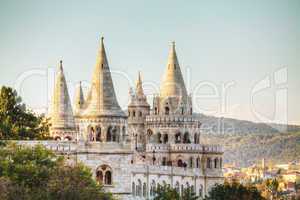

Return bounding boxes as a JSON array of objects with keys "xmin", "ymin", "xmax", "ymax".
[{"xmin": 201, "ymin": 132, "xmax": 300, "ymax": 167}]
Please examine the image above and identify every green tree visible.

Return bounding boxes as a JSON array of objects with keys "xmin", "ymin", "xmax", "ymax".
[
  {"xmin": 182, "ymin": 186, "xmax": 199, "ymax": 200},
  {"xmin": 204, "ymin": 182, "xmax": 265, "ymax": 200},
  {"xmin": 0, "ymin": 86, "xmax": 50, "ymax": 140},
  {"xmin": 0, "ymin": 143, "xmax": 113, "ymax": 200},
  {"xmin": 154, "ymin": 184, "xmax": 180, "ymax": 200}
]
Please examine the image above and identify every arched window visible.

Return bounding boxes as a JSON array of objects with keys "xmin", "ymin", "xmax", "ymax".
[
  {"xmin": 107, "ymin": 127, "xmax": 112, "ymax": 142},
  {"xmin": 165, "ymin": 106, "xmax": 170, "ymax": 115},
  {"xmin": 150, "ymin": 180, "xmax": 156, "ymax": 196},
  {"xmin": 64, "ymin": 136, "xmax": 72, "ymax": 141},
  {"xmin": 96, "ymin": 171, "xmax": 103, "ymax": 184},
  {"xmin": 55, "ymin": 136, "xmax": 61, "ymax": 141},
  {"xmin": 133, "ymin": 110, "xmax": 136, "ymax": 117},
  {"xmin": 157, "ymin": 132, "xmax": 162, "ymax": 143},
  {"xmin": 207, "ymin": 158, "xmax": 212, "ymax": 169},
  {"xmin": 143, "ymin": 182, "xmax": 147, "ymax": 197},
  {"xmin": 196, "ymin": 157, "xmax": 200, "ymax": 168},
  {"xmin": 90, "ymin": 127, "xmax": 95, "ymax": 141},
  {"xmin": 104, "ymin": 171, "xmax": 112, "ymax": 185},
  {"xmin": 181, "ymin": 107, "xmax": 184, "ymax": 115},
  {"xmin": 132, "ymin": 182, "xmax": 136, "ymax": 196},
  {"xmin": 139, "ymin": 111, "xmax": 142, "ymax": 117},
  {"xmin": 175, "ymin": 132, "xmax": 181, "ymax": 143},
  {"xmin": 183, "ymin": 132, "xmax": 190, "ymax": 143},
  {"xmin": 175, "ymin": 182, "xmax": 180, "ymax": 193},
  {"xmin": 214, "ymin": 158, "xmax": 219, "ymax": 168},
  {"xmin": 128, "ymin": 111, "xmax": 131, "ymax": 117},
  {"xmin": 154, "ymin": 107, "xmax": 158, "ymax": 115},
  {"xmin": 162, "ymin": 157, "xmax": 167, "ymax": 166},
  {"xmin": 177, "ymin": 159, "xmax": 183, "ymax": 167},
  {"xmin": 194, "ymin": 133, "xmax": 198, "ymax": 144},
  {"xmin": 189, "ymin": 157, "xmax": 194, "ymax": 168},
  {"xmin": 96, "ymin": 165, "xmax": 112, "ymax": 185},
  {"xmin": 137, "ymin": 179, "xmax": 142, "ymax": 197},
  {"xmin": 163, "ymin": 134, "xmax": 168, "ymax": 144},
  {"xmin": 199, "ymin": 185, "xmax": 203, "ymax": 198},
  {"xmin": 96, "ymin": 126, "xmax": 101, "ymax": 142}
]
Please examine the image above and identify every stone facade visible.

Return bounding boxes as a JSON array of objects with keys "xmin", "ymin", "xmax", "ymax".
[{"xmin": 46, "ymin": 38, "xmax": 224, "ymax": 199}]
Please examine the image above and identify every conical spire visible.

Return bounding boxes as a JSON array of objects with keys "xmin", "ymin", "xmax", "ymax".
[
  {"xmin": 136, "ymin": 71, "xmax": 144, "ymax": 96},
  {"xmin": 160, "ymin": 42, "xmax": 187, "ymax": 99},
  {"xmin": 50, "ymin": 60, "xmax": 76, "ymax": 130},
  {"xmin": 83, "ymin": 37, "xmax": 125, "ymax": 117},
  {"xmin": 74, "ymin": 81, "xmax": 85, "ymax": 115}
]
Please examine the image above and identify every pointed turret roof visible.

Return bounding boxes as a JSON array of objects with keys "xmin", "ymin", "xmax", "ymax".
[
  {"xmin": 50, "ymin": 60, "xmax": 76, "ymax": 130},
  {"xmin": 83, "ymin": 37, "xmax": 125, "ymax": 117},
  {"xmin": 136, "ymin": 71, "xmax": 144, "ymax": 96},
  {"xmin": 74, "ymin": 81, "xmax": 84, "ymax": 115},
  {"xmin": 160, "ymin": 42, "xmax": 187, "ymax": 99}
]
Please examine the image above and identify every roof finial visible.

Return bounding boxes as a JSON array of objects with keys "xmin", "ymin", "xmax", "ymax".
[
  {"xmin": 59, "ymin": 60, "xmax": 63, "ymax": 71},
  {"xmin": 171, "ymin": 41, "xmax": 176, "ymax": 48}
]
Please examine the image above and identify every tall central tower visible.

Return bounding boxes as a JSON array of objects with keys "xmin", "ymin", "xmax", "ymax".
[{"xmin": 75, "ymin": 37, "xmax": 127, "ymax": 143}]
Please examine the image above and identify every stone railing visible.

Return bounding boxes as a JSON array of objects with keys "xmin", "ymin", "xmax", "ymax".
[
  {"xmin": 146, "ymin": 115, "xmax": 199, "ymax": 123},
  {"xmin": 14, "ymin": 140, "xmax": 132, "ymax": 154},
  {"xmin": 146, "ymin": 143, "xmax": 223, "ymax": 153},
  {"xmin": 132, "ymin": 164, "xmax": 223, "ymax": 178}
]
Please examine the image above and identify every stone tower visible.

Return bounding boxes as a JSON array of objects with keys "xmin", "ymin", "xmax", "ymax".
[
  {"xmin": 74, "ymin": 81, "xmax": 85, "ymax": 117},
  {"xmin": 128, "ymin": 72, "xmax": 150, "ymax": 150},
  {"xmin": 75, "ymin": 37, "xmax": 127, "ymax": 143},
  {"xmin": 152, "ymin": 42, "xmax": 192, "ymax": 116},
  {"xmin": 50, "ymin": 60, "xmax": 76, "ymax": 140}
]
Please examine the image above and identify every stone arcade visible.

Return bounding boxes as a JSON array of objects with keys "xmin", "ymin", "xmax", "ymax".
[{"xmin": 27, "ymin": 37, "xmax": 224, "ymax": 200}]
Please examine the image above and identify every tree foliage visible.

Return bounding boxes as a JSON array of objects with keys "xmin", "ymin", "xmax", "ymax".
[
  {"xmin": 0, "ymin": 143, "xmax": 113, "ymax": 200},
  {"xmin": 0, "ymin": 86, "xmax": 50, "ymax": 140},
  {"xmin": 153, "ymin": 184, "xmax": 198, "ymax": 200},
  {"xmin": 204, "ymin": 182, "xmax": 265, "ymax": 200}
]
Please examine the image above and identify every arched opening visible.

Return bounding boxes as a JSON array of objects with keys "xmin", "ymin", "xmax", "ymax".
[
  {"xmin": 107, "ymin": 127, "xmax": 112, "ymax": 142},
  {"xmin": 55, "ymin": 136, "xmax": 61, "ymax": 141},
  {"xmin": 183, "ymin": 132, "xmax": 190, "ymax": 143},
  {"xmin": 162, "ymin": 157, "xmax": 167, "ymax": 166},
  {"xmin": 194, "ymin": 133, "xmax": 198, "ymax": 144},
  {"xmin": 199, "ymin": 185, "xmax": 203, "ymax": 198},
  {"xmin": 196, "ymin": 157, "xmax": 200, "ymax": 168},
  {"xmin": 90, "ymin": 127, "xmax": 95, "ymax": 141},
  {"xmin": 214, "ymin": 158, "xmax": 219, "ymax": 168},
  {"xmin": 177, "ymin": 159, "xmax": 183, "ymax": 167},
  {"xmin": 132, "ymin": 182, "xmax": 136, "ymax": 196},
  {"xmin": 96, "ymin": 126, "xmax": 101, "ymax": 142},
  {"xmin": 175, "ymin": 182, "xmax": 180, "ymax": 193},
  {"xmin": 112, "ymin": 127, "xmax": 119, "ymax": 142},
  {"xmin": 96, "ymin": 171, "xmax": 103, "ymax": 184},
  {"xmin": 137, "ymin": 179, "xmax": 142, "ymax": 197},
  {"xmin": 104, "ymin": 171, "xmax": 112, "ymax": 185},
  {"xmin": 96, "ymin": 165, "xmax": 112, "ymax": 185},
  {"xmin": 133, "ymin": 110, "xmax": 136, "ymax": 117},
  {"xmin": 207, "ymin": 158, "xmax": 212, "ymax": 169},
  {"xmin": 139, "ymin": 111, "xmax": 142, "ymax": 117},
  {"xmin": 163, "ymin": 134, "xmax": 168, "ymax": 144},
  {"xmin": 175, "ymin": 132, "xmax": 181, "ymax": 143},
  {"xmin": 150, "ymin": 180, "xmax": 156, "ymax": 196},
  {"xmin": 165, "ymin": 106, "xmax": 170, "ymax": 115},
  {"xmin": 181, "ymin": 107, "xmax": 184, "ymax": 115},
  {"xmin": 157, "ymin": 132, "xmax": 162, "ymax": 143},
  {"xmin": 189, "ymin": 157, "xmax": 194, "ymax": 168},
  {"xmin": 143, "ymin": 182, "xmax": 147, "ymax": 197},
  {"xmin": 64, "ymin": 136, "xmax": 72, "ymax": 141},
  {"xmin": 154, "ymin": 107, "xmax": 158, "ymax": 115}
]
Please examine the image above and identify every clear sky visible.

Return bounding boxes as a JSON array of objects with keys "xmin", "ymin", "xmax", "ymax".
[{"xmin": 0, "ymin": 0, "xmax": 299, "ymax": 125}]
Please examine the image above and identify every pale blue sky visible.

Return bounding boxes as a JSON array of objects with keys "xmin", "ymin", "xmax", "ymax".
[{"xmin": 0, "ymin": 0, "xmax": 299, "ymax": 125}]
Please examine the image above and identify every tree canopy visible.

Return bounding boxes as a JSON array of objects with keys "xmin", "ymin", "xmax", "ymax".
[
  {"xmin": 204, "ymin": 182, "xmax": 265, "ymax": 200},
  {"xmin": 0, "ymin": 86, "xmax": 50, "ymax": 140},
  {"xmin": 0, "ymin": 142, "xmax": 113, "ymax": 200}
]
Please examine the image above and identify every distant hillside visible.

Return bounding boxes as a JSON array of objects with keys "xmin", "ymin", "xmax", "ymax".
[
  {"xmin": 201, "ymin": 132, "xmax": 300, "ymax": 167},
  {"xmin": 196, "ymin": 113, "xmax": 300, "ymax": 135}
]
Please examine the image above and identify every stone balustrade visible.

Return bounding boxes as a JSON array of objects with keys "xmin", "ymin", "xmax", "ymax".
[{"xmin": 146, "ymin": 143, "xmax": 223, "ymax": 153}]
